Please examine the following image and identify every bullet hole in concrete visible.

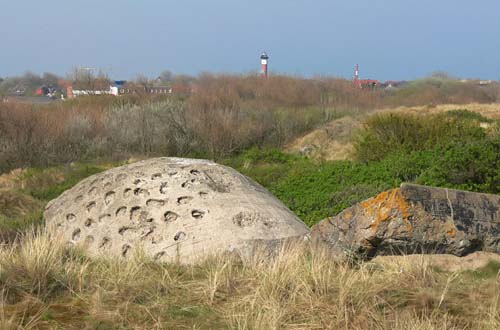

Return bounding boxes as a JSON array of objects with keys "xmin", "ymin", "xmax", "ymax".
[
  {"xmin": 90, "ymin": 178, "xmax": 101, "ymax": 186},
  {"xmin": 72, "ymin": 228, "xmax": 81, "ymax": 241},
  {"xmin": 134, "ymin": 179, "xmax": 146, "ymax": 185},
  {"xmin": 199, "ymin": 191, "xmax": 208, "ymax": 199},
  {"xmin": 146, "ymin": 199, "xmax": 166, "ymax": 207},
  {"xmin": 174, "ymin": 231, "xmax": 186, "ymax": 241},
  {"xmin": 74, "ymin": 195, "xmax": 83, "ymax": 203},
  {"xmin": 160, "ymin": 182, "xmax": 168, "ymax": 194},
  {"xmin": 84, "ymin": 218, "xmax": 94, "ymax": 227},
  {"xmin": 122, "ymin": 244, "xmax": 131, "ymax": 257},
  {"xmin": 140, "ymin": 227, "xmax": 155, "ymax": 240},
  {"xmin": 182, "ymin": 179, "xmax": 199, "ymax": 189},
  {"xmin": 99, "ymin": 237, "xmax": 111, "ymax": 249},
  {"xmin": 164, "ymin": 211, "xmax": 179, "ymax": 223},
  {"xmin": 151, "ymin": 173, "xmax": 162, "ymax": 180},
  {"xmin": 191, "ymin": 210, "xmax": 205, "ymax": 219},
  {"xmin": 116, "ymin": 206, "xmax": 127, "ymax": 217},
  {"xmin": 134, "ymin": 188, "xmax": 144, "ymax": 195},
  {"xmin": 105, "ymin": 191, "xmax": 116, "ymax": 205},
  {"xmin": 177, "ymin": 196, "xmax": 193, "ymax": 205},
  {"xmin": 130, "ymin": 206, "xmax": 141, "ymax": 221},
  {"xmin": 116, "ymin": 173, "xmax": 128, "ymax": 182},
  {"xmin": 119, "ymin": 226, "xmax": 132, "ymax": 235},
  {"xmin": 99, "ymin": 214, "xmax": 111, "ymax": 223},
  {"xmin": 134, "ymin": 187, "xmax": 150, "ymax": 197},
  {"xmin": 86, "ymin": 201, "xmax": 96, "ymax": 212},
  {"xmin": 66, "ymin": 213, "xmax": 76, "ymax": 222},
  {"xmin": 124, "ymin": 188, "xmax": 132, "ymax": 198},
  {"xmin": 190, "ymin": 169, "xmax": 201, "ymax": 176}
]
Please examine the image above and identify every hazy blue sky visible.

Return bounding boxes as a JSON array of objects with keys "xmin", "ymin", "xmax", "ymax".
[{"xmin": 1, "ymin": 0, "xmax": 498, "ymax": 81}]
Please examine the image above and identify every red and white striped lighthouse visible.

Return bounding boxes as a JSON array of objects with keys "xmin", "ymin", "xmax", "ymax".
[
  {"xmin": 354, "ymin": 64, "xmax": 360, "ymax": 85},
  {"xmin": 260, "ymin": 52, "xmax": 269, "ymax": 78}
]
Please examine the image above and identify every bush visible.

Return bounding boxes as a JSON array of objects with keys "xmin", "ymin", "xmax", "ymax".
[
  {"xmin": 231, "ymin": 119, "xmax": 500, "ymax": 225},
  {"xmin": 2, "ymin": 74, "xmax": 499, "ymax": 173},
  {"xmin": 353, "ymin": 112, "xmax": 486, "ymax": 162},
  {"xmin": 387, "ymin": 77, "xmax": 497, "ymax": 106},
  {"xmin": 418, "ymin": 140, "xmax": 500, "ymax": 193},
  {"xmin": 226, "ymin": 150, "xmax": 401, "ymax": 225},
  {"xmin": 445, "ymin": 109, "xmax": 494, "ymax": 123}
]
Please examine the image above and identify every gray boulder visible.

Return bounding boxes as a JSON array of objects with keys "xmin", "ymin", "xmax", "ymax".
[
  {"xmin": 312, "ymin": 183, "xmax": 500, "ymax": 259},
  {"xmin": 44, "ymin": 158, "xmax": 309, "ymax": 263}
]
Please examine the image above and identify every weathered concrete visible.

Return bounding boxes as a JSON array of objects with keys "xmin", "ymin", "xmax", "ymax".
[
  {"xmin": 312, "ymin": 183, "xmax": 500, "ymax": 259},
  {"xmin": 44, "ymin": 158, "xmax": 310, "ymax": 263}
]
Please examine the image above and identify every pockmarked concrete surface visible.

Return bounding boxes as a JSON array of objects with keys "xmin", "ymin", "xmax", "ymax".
[
  {"xmin": 312, "ymin": 183, "xmax": 500, "ymax": 259},
  {"xmin": 44, "ymin": 158, "xmax": 310, "ymax": 263}
]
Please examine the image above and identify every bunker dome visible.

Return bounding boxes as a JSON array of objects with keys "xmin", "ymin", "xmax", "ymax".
[{"xmin": 44, "ymin": 158, "xmax": 309, "ymax": 263}]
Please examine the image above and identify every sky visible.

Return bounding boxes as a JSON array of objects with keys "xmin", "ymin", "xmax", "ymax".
[{"xmin": 1, "ymin": 0, "xmax": 499, "ymax": 81}]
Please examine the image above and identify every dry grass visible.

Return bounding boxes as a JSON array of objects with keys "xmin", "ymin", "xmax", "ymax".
[
  {"xmin": 285, "ymin": 116, "xmax": 359, "ymax": 161},
  {"xmin": 382, "ymin": 103, "xmax": 500, "ymax": 119},
  {"xmin": 0, "ymin": 232, "xmax": 499, "ymax": 329},
  {"xmin": 0, "ymin": 190, "xmax": 41, "ymax": 220},
  {"xmin": 0, "ymin": 190, "xmax": 42, "ymax": 242}
]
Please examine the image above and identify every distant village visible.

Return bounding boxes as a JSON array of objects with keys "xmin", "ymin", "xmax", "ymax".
[
  {"xmin": 0, "ymin": 59, "xmax": 497, "ymax": 104},
  {"xmin": 0, "ymin": 72, "xmax": 194, "ymax": 104}
]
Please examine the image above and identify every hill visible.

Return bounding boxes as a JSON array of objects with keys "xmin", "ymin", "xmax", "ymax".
[{"xmin": 286, "ymin": 103, "xmax": 500, "ymax": 161}]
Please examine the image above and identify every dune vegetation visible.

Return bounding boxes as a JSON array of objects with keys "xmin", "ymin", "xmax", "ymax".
[
  {"xmin": 0, "ymin": 231, "xmax": 499, "ymax": 329},
  {"xmin": 1, "ymin": 74, "xmax": 500, "ymax": 328}
]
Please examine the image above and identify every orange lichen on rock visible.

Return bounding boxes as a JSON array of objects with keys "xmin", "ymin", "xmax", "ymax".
[
  {"xmin": 361, "ymin": 188, "xmax": 412, "ymax": 232},
  {"xmin": 343, "ymin": 209, "xmax": 353, "ymax": 220},
  {"xmin": 447, "ymin": 228, "xmax": 457, "ymax": 238}
]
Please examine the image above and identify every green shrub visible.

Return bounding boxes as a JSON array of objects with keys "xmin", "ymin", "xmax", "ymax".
[
  {"xmin": 232, "ymin": 135, "xmax": 500, "ymax": 226},
  {"xmin": 417, "ymin": 140, "xmax": 500, "ymax": 193},
  {"xmin": 445, "ymin": 109, "xmax": 494, "ymax": 123},
  {"xmin": 228, "ymin": 150, "xmax": 404, "ymax": 226},
  {"xmin": 354, "ymin": 112, "xmax": 486, "ymax": 162}
]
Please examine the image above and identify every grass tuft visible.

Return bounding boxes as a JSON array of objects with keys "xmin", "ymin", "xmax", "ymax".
[{"xmin": 1, "ymin": 232, "xmax": 499, "ymax": 329}]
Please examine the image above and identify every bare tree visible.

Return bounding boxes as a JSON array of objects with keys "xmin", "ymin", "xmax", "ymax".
[
  {"xmin": 67, "ymin": 68, "xmax": 110, "ymax": 90},
  {"xmin": 134, "ymin": 74, "xmax": 151, "ymax": 88},
  {"xmin": 42, "ymin": 72, "xmax": 61, "ymax": 87},
  {"xmin": 158, "ymin": 70, "xmax": 173, "ymax": 84}
]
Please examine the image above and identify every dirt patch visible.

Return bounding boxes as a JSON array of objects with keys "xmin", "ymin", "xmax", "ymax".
[{"xmin": 285, "ymin": 116, "xmax": 359, "ymax": 160}]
